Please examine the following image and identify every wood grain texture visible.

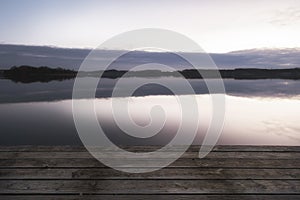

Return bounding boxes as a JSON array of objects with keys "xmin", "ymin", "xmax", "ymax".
[
  {"xmin": 1, "ymin": 168, "xmax": 299, "ymax": 180},
  {"xmin": 0, "ymin": 195, "xmax": 300, "ymax": 200},
  {"xmin": 1, "ymin": 180, "xmax": 300, "ymax": 194},
  {"xmin": 1, "ymin": 158, "xmax": 299, "ymax": 168},
  {"xmin": 0, "ymin": 146, "xmax": 299, "ymax": 199}
]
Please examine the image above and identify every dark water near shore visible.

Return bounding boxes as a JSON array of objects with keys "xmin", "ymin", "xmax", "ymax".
[
  {"xmin": 0, "ymin": 77, "xmax": 300, "ymax": 146},
  {"xmin": 1, "ymin": 77, "xmax": 300, "ymax": 103}
]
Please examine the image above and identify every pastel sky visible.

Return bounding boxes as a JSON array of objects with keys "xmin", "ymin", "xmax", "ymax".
[{"xmin": 0, "ymin": 0, "xmax": 299, "ymax": 53}]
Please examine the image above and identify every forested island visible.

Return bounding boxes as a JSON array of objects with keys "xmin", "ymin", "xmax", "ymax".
[
  {"xmin": 1, "ymin": 65, "xmax": 300, "ymax": 83},
  {"xmin": 0, "ymin": 66, "xmax": 77, "ymax": 83}
]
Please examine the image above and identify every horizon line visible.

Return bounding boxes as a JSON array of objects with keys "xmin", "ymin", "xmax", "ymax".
[{"xmin": 1, "ymin": 43, "xmax": 300, "ymax": 54}]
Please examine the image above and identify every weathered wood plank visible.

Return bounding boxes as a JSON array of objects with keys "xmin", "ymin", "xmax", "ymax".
[
  {"xmin": 1, "ymin": 195, "xmax": 300, "ymax": 200},
  {"xmin": 0, "ymin": 195, "xmax": 300, "ymax": 200},
  {"xmin": 1, "ymin": 158, "xmax": 299, "ymax": 168},
  {"xmin": 0, "ymin": 151, "xmax": 299, "ymax": 159},
  {"xmin": 0, "ymin": 180, "xmax": 299, "ymax": 194},
  {"xmin": 0, "ymin": 145, "xmax": 299, "ymax": 152},
  {"xmin": 0, "ymin": 168, "xmax": 299, "ymax": 180},
  {"xmin": 0, "ymin": 146, "xmax": 299, "ymax": 198}
]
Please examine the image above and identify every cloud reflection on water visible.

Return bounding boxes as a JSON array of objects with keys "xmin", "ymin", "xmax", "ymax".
[{"xmin": 0, "ymin": 94, "xmax": 299, "ymax": 146}]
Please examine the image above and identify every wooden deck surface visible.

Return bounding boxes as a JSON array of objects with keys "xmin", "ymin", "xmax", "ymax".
[{"xmin": 0, "ymin": 145, "xmax": 299, "ymax": 199}]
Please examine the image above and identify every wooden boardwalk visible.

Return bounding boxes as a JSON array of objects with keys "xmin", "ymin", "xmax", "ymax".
[{"xmin": 0, "ymin": 145, "xmax": 299, "ymax": 199}]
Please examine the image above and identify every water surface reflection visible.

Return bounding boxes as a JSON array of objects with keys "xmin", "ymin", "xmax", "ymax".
[
  {"xmin": 1, "ymin": 78, "xmax": 300, "ymax": 103},
  {"xmin": 0, "ymin": 95, "xmax": 299, "ymax": 146}
]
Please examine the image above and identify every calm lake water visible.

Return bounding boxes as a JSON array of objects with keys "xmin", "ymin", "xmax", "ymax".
[{"xmin": 0, "ymin": 77, "xmax": 300, "ymax": 146}]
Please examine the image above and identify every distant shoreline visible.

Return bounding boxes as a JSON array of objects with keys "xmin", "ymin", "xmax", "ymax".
[{"xmin": 1, "ymin": 65, "xmax": 300, "ymax": 83}]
